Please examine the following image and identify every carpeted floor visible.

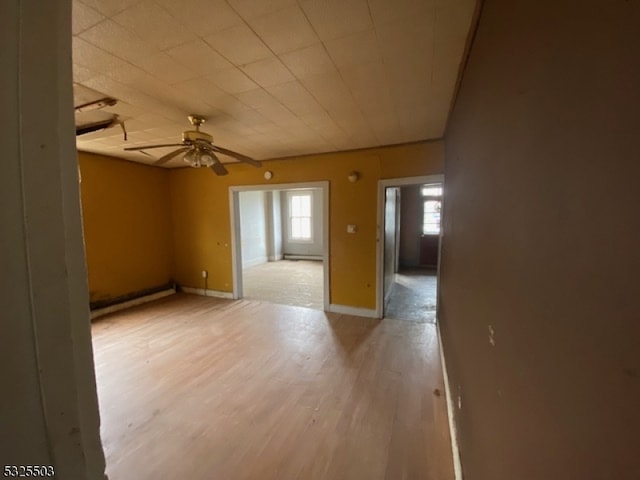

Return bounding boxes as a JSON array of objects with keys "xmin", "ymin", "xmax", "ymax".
[{"xmin": 243, "ymin": 260, "xmax": 324, "ymax": 310}]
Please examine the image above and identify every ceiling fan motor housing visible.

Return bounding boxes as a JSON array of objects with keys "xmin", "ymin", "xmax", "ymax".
[{"xmin": 183, "ymin": 130, "xmax": 213, "ymax": 143}]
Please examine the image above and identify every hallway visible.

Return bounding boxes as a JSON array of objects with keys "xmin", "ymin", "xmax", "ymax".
[{"xmin": 385, "ymin": 268, "xmax": 438, "ymax": 323}]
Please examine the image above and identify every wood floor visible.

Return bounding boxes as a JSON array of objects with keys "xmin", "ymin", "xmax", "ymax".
[
  {"xmin": 243, "ymin": 260, "xmax": 323, "ymax": 310},
  {"xmin": 92, "ymin": 294, "xmax": 454, "ymax": 480}
]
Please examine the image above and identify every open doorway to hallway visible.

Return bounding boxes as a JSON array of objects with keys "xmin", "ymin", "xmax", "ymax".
[
  {"xmin": 377, "ymin": 176, "xmax": 443, "ymax": 322},
  {"xmin": 231, "ymin": 183, "xmax": 329, "ymax": 311}
]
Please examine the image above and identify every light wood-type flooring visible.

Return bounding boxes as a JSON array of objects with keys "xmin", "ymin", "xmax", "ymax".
[{"xmin": 92, "ymin": 293, "xmax": 454, "ymax": 480}]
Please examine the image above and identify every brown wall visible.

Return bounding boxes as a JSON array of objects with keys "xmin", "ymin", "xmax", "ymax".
[
  {"xmin": 440, "ymin": 1, "xmax": 640, "ymax": 478},
  {"xmin": 399, "ymin": 185, "xmax": 422, "ymax": 267}
]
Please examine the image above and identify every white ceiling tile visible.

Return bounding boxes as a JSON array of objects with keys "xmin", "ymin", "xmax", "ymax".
[
  {"xmin": 248, "ymin": 5, "xmax": 318, "ymax": 54},
  {"xmin": 300, "ymin": 71, "xmax": 357, "ymax": 112},
  {"xmin": 341, "ymin": 62, "xmax": 388, "ymax": 94},
  {"xmin": 136, "ymin": 53, "xmax": 199, "ymax": 85},
  {"xmin": 73, "ymin": 37, "xmax": 148, "ymax": 84},
  {"xmin": 368, "ymin": 0, "xmax": 434, "ymax": 26},
  {"xmin": 204, "ymin": 24, "xmax": 272, "ymax": 65},
  {"xmin": 299, "ymin": 0, "xmax": 373, "ymax": 41},
  {"xmin": 241, "ymin": 56, "xmax": 295, "ymax": 87},
  {"xmin": 73, "ymin": 36, "xmax": 122, "ymax": 73},
  {"xmin": 232, "ymin": 108, "xmax": 271, "ymax": 127},
  {"xmin": 112, "ymin": 0, "xmax": 197, "ymax": 51},
  {"xmin": 236, "ymin": 88, "xmax": 281, "ymax": 109},
  {"xmin": 79, "ymin": 20, "xmax": 156, "ymax": 63},
  {"xmin": 166, "ymin": 40, "xmax": 233, "ymax": 76},
  {"xmin": 71, "ymin": 0, "xmax": 475, "ymax": 163},
  {"xmin": 173, "ymin": 77, "xmax": 239, "ymax": 111},
  {"xmin": 227, "ymin": 0, "xmax": 297, "ymax": 20},
  {"xmin": 209, "ymin": 68, "xmax": 259, "ymax": 94},
  {"xmin": 259, "ymin": 104, "xmax": 300, "ymax": 126},
  {"xmin": 376, "ymin": 11, "xmax": 435, "ymax": 67},
  {"xmin": 73, "ymin": 64, "xmax": 99, "ymax": 83},
  {"xmin": 266, "ymin": 81, "xmax": 325, "ymax": 116},
  {"xmin": 324, "ymin": 29, "xmax": 382, "ymax": 68},
  {"xmin": 77, "ymin": 0, "xmax": 139, "ymax": 17},
  {"xmin": 72, "ymin": 1, "xmax": 105, "ymax": 35},
  {"xmin": 155, "ymin": 0, "xmax": 243, "ymax": 37},
  {"xmin": 280, "ymin": 43, "xmax": 337, "ymax": 79}
]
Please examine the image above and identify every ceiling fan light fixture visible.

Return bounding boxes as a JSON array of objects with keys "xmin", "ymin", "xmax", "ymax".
[
  {"xmin": 183, "ymin": 148, "xmax": 217, "ymax": 168},
  {"xmin": 199, "ymin": 151, "xmax": 216, "ymax": 167},
  {"xmin": 183, "ymin": 149, "xmax": 197, "ymax": 166},
  {"xmin": 124, "ymin": 115, "xmax": 259, "ymax": 176}
]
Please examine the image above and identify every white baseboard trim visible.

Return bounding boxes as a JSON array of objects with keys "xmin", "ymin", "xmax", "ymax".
[
  {"xmin": 91, "ymin": 288, "xmax": 176, "ymax": 320},
  {"xmin": 328, "ymin": 304, "xmax": 378, "ymax": 318},
  {"xmin": 181, "ymin": 286, "xmax": 234, "ymax": 299},
  {"xmin": 438, "ymin": 326, "xmax": 463, "ymax": 480},
  {"xmin": 243, "ymin": 256, "xmax": 268, "ymax": 269},
  {"xmin": 283, "ymin": 254, "xmax": 323, "ymax": 261}
]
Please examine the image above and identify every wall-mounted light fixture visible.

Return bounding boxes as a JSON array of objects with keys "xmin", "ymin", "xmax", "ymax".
[
  {"xmin": 264, "ymin": 170, "xmax": 273, "ymax": 180},
  {"xmin": 347, "ymin": 171, "xmax": 359, "ymax": 183}
]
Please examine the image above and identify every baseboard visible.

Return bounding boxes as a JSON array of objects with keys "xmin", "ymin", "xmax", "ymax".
[
  {"xmin": 268, "ymin": 254, "xmax": 283, "ymax": 262},
  {"xmin": 243, "ymin": 256, "xmax": 268, "ymax": 268},
  {"xmin": 283, "ymin": 254, "xmax": 323, "ymax": 261},
  {"xmin": 438, "ymin": 326, "xmax": 463, "ymax": 480},
  {"xmin": 90, "ymin": 288, "xmax": 176, "ymax": 320},
  {"xmin": 181, "ymin": 286, "xmax": 234, "ymax": 299},
  {"xmin": 328, "ymin": 304, "xmax": 378, "ymax": 318}
]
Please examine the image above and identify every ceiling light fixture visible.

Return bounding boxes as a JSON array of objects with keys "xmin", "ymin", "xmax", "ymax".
[{"xmin": 184, "ymin": 147, "xmax": 217, "ymax": 168}]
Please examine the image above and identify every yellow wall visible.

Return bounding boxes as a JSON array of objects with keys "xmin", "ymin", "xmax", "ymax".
[
  {"xmin": 79, "ymin": 152, "xmax": 174, "ymax": 304},
  {"xmin": 169, "ymin": 141, "xmax": 443, "ymax": 310}
]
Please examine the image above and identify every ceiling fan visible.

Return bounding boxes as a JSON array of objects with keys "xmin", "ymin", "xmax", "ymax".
[{"xmin": 124, "ymin": 115, "xmax": 261, "ymax": 176}]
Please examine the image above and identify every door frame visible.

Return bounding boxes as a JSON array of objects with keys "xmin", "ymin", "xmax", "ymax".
[
  {"xmin": 229, "ymin": 181, "xmax": 330, "ymax": 311},
  {"xmin": 376, "ymin": 174, "xmax": 444, "ymax": 318}
]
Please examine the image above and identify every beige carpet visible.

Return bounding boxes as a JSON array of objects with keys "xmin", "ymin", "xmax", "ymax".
[{"xmin": 243, "ymin": 260, "xmax": 324, "ymax": 310}]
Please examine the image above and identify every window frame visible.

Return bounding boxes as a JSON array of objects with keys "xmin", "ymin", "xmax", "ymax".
[{"xmin": 287, "ymin": 190, "xmax": 314, "ymax": 243}]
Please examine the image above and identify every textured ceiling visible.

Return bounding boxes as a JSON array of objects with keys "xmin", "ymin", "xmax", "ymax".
[{"xmin": 73, "ymin": 0, "xmax": 476, "ymax": 167}]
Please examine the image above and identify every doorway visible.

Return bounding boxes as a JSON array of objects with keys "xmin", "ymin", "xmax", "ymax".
[
  {"xmin": 230, "ymin": 182, "xmax": 330, "ymax": 311},
  {"xmin": 376, "ymin": 175, "xmax": 444, "ymax": 322}
]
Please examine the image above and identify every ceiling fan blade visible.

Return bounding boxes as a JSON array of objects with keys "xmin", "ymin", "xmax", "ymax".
[
  {"xmin": 124, "ymin": 143, "xmax": 185, "ymax": 151},
  {"xmin": 154, "ymin": 147, "xmax": 190, "ymax": 166},
  {"xmin": 210, "ymin": 145, "xmax": 262, "ymax": 167},
  {"xmin": 210, "ymin": 161, "xmax": 229, "ymax": 176}
]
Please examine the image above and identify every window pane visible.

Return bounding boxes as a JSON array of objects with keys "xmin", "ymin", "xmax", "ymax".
[
  {"xmin": 423, "ymin": 200, "xmax": 441, "ymax": 234},
  {"xmin": 289, "ymin": 193, "xmax": 313, "ymax": 240},
  {"xmin": 300, "ymin": 195, "xmax": 311, "ymax": 216},
  {"xmin": 422, "ymin": 186, "xmax": 442, "ymax": 197},
  {"xmin": 291, "ymin": 196, "xmax": 301, "ymax": 216},
  {"xmin": 300, "ymin": 218, "xmax": 311, "ymax": 238},
  {"xmin": 291, "ymin": 217, "xmax": 301, "ymax": 238}
]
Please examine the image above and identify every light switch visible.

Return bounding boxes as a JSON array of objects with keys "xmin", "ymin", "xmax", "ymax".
[{"xmin": 347, "ymin": 225, "xmax": 357, "ymax": 234}]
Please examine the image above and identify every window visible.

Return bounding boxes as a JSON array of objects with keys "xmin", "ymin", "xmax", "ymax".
[
  {"xmin": 289, "ymin": 192, "xmax": 312, "ymax": 241},
  {"xmin": 422, "ymin": 184, "xmax": 442, "ymax": 235}
]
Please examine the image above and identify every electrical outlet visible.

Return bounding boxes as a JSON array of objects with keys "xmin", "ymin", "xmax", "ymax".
[{"xmin": 201, "ymin": 270, "xmax": 208, "ymax": 278}]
